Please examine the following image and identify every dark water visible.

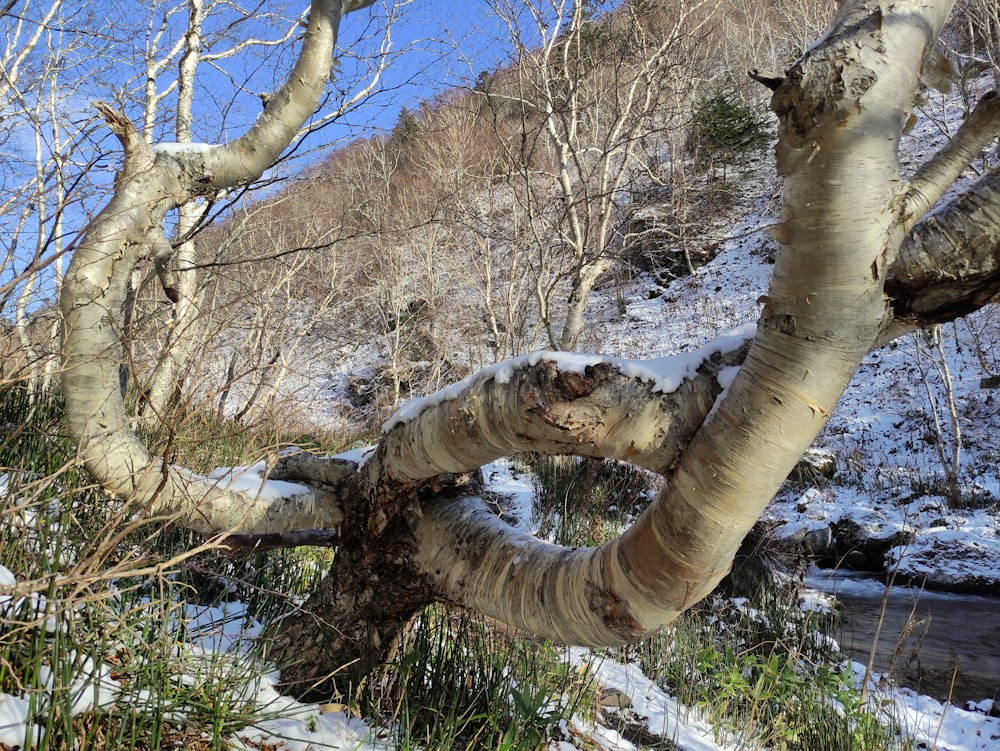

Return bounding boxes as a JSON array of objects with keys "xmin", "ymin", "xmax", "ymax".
[{"xmin": 805, "ymin": 569, "xmax": 1000, "ymax": 705}]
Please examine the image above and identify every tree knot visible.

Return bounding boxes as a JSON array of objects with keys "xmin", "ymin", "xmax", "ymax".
[{"xmin": 553, "ymin": 361, "xmax": 613, "ymax": 399}]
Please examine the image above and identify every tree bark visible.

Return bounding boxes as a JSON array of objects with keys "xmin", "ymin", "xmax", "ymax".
[
  {"xmin": 60, "ymin": 0, "xmax": 374, "ymax": 534},
  {"xmin": 266, "ymin": 0, "xmax": 965, "ymax": 693},
  {"xmin": 889, "ymin": 171, "xmax": 1000, "ymax": 326},
  {"xmin": 59, "ymin": 0, "xmax": 1000, "ymax": 702}
]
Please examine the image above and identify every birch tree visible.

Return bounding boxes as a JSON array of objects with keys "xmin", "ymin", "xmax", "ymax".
[
  {"xmin": 0, "ymin": 1, "xmax": 108, "ymax": 393},
  {"xmin": 131, "ymin": 0, "xmax": 338, "ymax": 421},
  {"xmin": 484, "ymin": 0, "xmax": 717, "ymax": 350},
  {"xmin": 58, "ymin": 0, "xmax": 1000, "ymax": 698},
  {"xmin": 107, "ymin": 0, "xmax": 403, "ymax": 425}
]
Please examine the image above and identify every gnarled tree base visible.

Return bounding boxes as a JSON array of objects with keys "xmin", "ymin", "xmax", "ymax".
[{"xmin": 260, "ymin": 470, "xmax": 483, "ymax": 699}]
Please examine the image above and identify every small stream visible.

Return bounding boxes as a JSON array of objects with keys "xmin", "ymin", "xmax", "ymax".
[{"xmin": 805, "ymin": 569, "xmax": 1000, "ymax": 705}]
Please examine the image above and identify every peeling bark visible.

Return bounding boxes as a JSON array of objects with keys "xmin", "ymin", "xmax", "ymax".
[
  {"xmin": 372, "ymin": 348, "xmax": 745, "ymax": 483},
  {"xmin": 400, "ymin": 0, "xmax": 957, "ymax": 654},
  {"xmin": 59, "ymin": 0, "xmax": 1000, "ymax": 702},
  {"xmin": 889, "ymin": 170, "xmax": 1000, "ymax": 325},
  {"xmin": 264, "ymin": 515, "xmax": 436, "ymax": 699}
]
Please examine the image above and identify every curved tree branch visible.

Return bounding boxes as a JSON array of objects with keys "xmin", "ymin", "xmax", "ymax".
[
  {"xmin": 369, "ymin": 334, "xmax": 752, "ymax": 484},
  {"xmin": 901, "ymin": 89, "xmax": 1000, "ymax": 232},
  {"xmin": 205, "ymin": 0, "xmax": 373, "ymax": 189},
  {"xmin": 59, "ymin": 0, "xmax": 371, "ymax": 535},
  {"xmin": 62, "ymin": 0, "xmax": 995, "ymax": 691},
  {"xmin": 406, "ymin": 0, "xmax": 954, "ymax": 648},
  {"xmin": 300, "ymin": 0, "xmax": 955, "ymax": 652}
]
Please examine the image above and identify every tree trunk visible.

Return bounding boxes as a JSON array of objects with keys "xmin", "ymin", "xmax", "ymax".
[
  {"xmin": 557, "ymin": 257, "xmax": 613, "ymax": 351},
  {"xmin": 57, "ymin": 0, "xmax": 1000, "ymax": 704},
  {"xmin": 263, "ymin": 0, "xmax": 964, "ymax": 693},
  {"xmin": 263, "ymin": 520, "xmax": 434, "ymax": 699}
]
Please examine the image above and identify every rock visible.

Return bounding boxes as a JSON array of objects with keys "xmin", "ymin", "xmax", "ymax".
[
  {"xmin": 774, "ymin": 517, "xmax": 915, "ymax": 571},
  {"xmin": 787, "ymin": 448, "xmax": 837, "ymax": 484},
  {"xmin": 778, "ymin": 523, "xmax": 835, "ymax": 558},
  {"xmin": 832, "ymin": 519, "xmax": 915, "ymax": 571},
  {"xmin": 598, "ymin": 686, "xmax": 632, "ymax": 709},
  {"xmin": 802, "ymin": 525, "xmax": 835, "ymax": 557}
]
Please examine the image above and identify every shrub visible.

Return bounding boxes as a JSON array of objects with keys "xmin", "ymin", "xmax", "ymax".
[
  {"xmin": 0, "ymin": 386, "xmax": 338, "ymax": 750},
  {"xmin": 688, "ymin": 90, "xmax": 773, "ymax": 178}
]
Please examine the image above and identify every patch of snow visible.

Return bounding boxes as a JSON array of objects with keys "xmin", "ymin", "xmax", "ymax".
[
  {"xmin": 203, "ymin": 461, "xmax": 312, "ymax": 501},
  {"xmin": 0, "ymin": 693, "xmax": 44, "ymax": 749},
  {"xmin": 890, "ymin": 520, "xmax": 1000, "ymax": 587},
  {"xmin": 152, "ymin": 141, "xmax": 219, "ymax": 155},
  {"xmin": 334, "ymin": 445, "xmax": 374, "ymax": 465},
  {"xmin": 894, "ymin": 684, "xmax": 1000, "ymax": 751},
  {"xmin": 568, "ymin": 649, "xmax": 742, "ymax": 751},
  {"xmin": 0, "ymin": 566, "xmax": 64, "ymax": 632},
  {"xmin": 716, "ymin": 364, "xmax": 741, "ymax": 390}
]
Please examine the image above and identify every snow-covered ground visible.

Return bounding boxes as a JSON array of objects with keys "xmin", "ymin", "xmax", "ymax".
[
  {"xmin": 4, "ymin": 43, "xmax": 1000, "ymax": 751},
  {"xmin": 599, "ymin": 220, "xmax": 1000, "ymax": 592},
  {"xmin": 4, "ymin": 462, "xmax": 997, "ymax": 749},
  {"xmin": 0, "ymin": 460, "xmax": 996, "ymax": 750}
]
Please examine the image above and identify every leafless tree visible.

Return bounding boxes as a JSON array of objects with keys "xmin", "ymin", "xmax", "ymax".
[
  {"xmin": 197, "ymin": 200, "xmax": 342, "ymax": 428},
  {"xmin": 0, "ymin": 2, "xmax": 111, "ymax": 395},
  {"xmin": 478, "ymin": 0, "xmax": 719, "ymax": 350},
  {"xmin": 720, "ymin": 0, "xmax": 835, "ymax": 96},
  {"xmin": 131, "ymin": 0, "xmax": 405, "ymax": 423},
  {"xmin": 956, "ymin": 0, "xmax": 1000, "ymax": 86}
]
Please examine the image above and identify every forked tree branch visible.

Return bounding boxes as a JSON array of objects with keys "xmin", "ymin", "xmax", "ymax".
[
  {"xmin": 398, "ymin": 0, "xmax": 959, "ymax": 647},
  {"xmin": 64, "ymin": 1, "xmax": 992, "ymax": 627}
]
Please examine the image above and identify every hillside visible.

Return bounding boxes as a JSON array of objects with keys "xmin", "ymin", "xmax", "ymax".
[
  {"xmin": 146, "ymin": 0, "xmax": 803, "ymax": 435},
  {"xmin": 168, "ymin": 3, "xmax": 1000, "ymax": 597},
  {"xmin": 3, "ymin": 1, "xmax": 1000, "ymax": 748}
]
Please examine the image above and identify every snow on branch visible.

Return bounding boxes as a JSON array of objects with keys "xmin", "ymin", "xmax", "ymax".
[
  {"xmin": 383, "ymin": 324, "xmax": 756, "ymax": 432},
  {"xmin": 372, "ymin": 326, "xmax": 756, "ymax": 484}
]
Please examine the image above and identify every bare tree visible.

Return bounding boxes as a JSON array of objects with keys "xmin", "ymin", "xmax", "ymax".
[
  {"xmin": 0, "ymin": 2, "xmax": 110, "ymax": 394},
  {"xmin": 199, "ymin": 202, "xmax": 343, "ymax": 427},
  {"xmin": 56, "ymin": 0, "xmax": 1000, "ymax": 699},
  {"xmin": 399, "ymin": 88, "xmax": 547, "ymax": 361},
  {"xmin": 131, "ymin": 0, "xmax": 374, "ymax": 423},
  {"xmin": 911, "ymin": 325, "xmax": 964, "ymax": 504},
  {"xmin": 720, "ymin": 0, "xmax": 835, "ymax": 93},
  {"xmin": 137, "ymin": 1, "xmax": 299, "ymax": 421},
  {"xmin": 480, "ymin": 0, "xmax": 718, "ymax": 351},
  {"xmin": 461, "ymin": 186, "xmax": 544, "ymax": 360},
  {"xmin": 956, "ymin": 0, "xmax": 1000, "ymax": 86}
]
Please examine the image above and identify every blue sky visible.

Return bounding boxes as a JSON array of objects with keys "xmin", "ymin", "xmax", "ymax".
[
  {"xmin": 309, "ymin": 0, "xmax": 530, "ymax": 144},
  {"xmin": 0, "ymin": 0, "xmax": 569, "ymax": 309}
]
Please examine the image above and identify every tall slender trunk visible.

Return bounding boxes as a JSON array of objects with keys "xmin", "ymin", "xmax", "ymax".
[{"xmin": 144, "ymin": 0, "xmax": 205, "ymax": 422}]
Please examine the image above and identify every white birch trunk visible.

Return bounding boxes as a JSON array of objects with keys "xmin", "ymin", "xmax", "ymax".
[
  {"xmin": 389, "ymin": 0, "xmax": 962, "ymax": 649},
  {"xmin": 57, "ymin": 0, "xmax": 1000, "ymax": 696},
  {"xmin": 144, "ymin": 0, "xmax": 206, "ymax": 419},
  {"xmin": 60, "ymin": 0, "xmax": 373, "ymax": 534}
]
